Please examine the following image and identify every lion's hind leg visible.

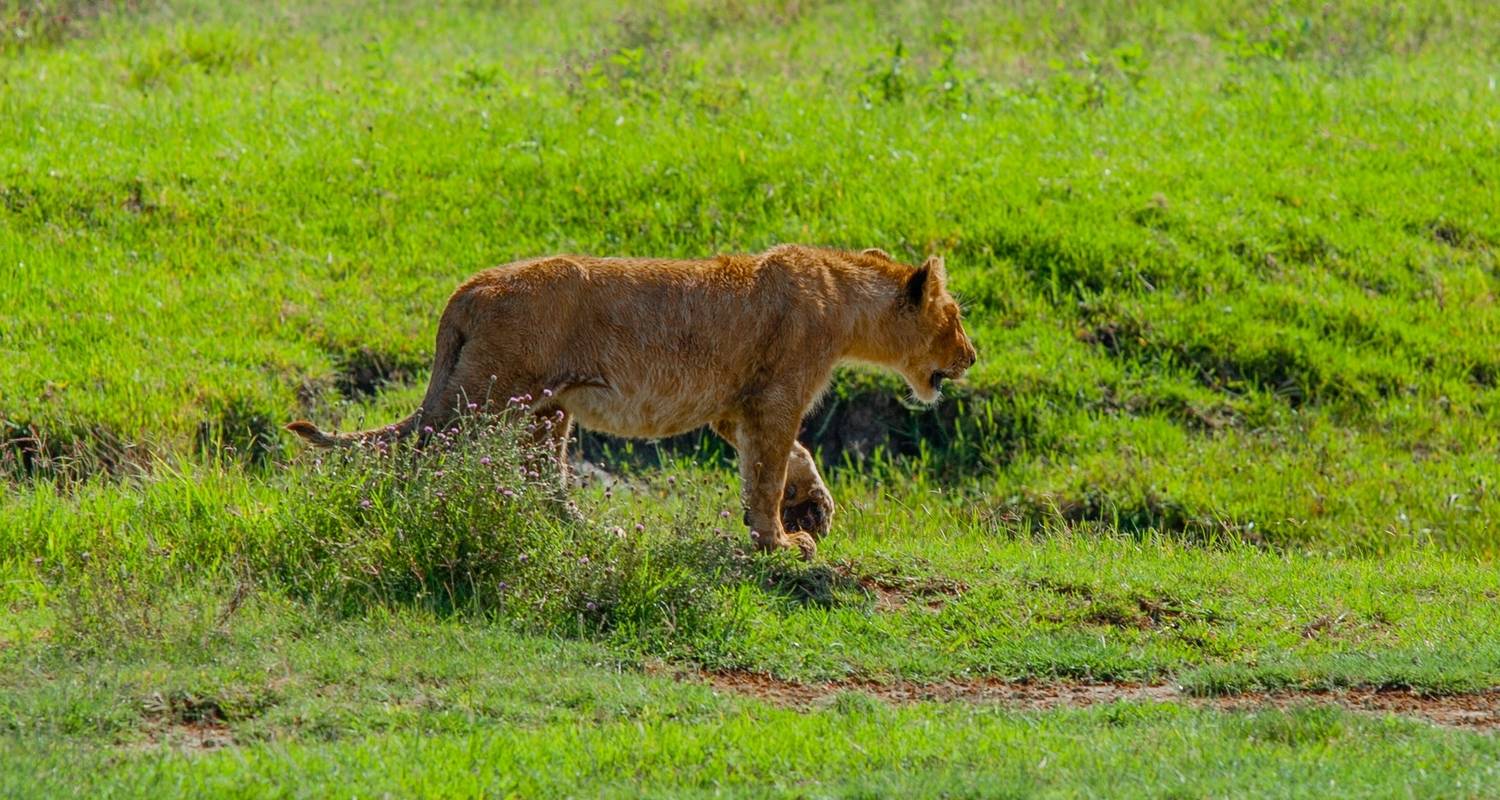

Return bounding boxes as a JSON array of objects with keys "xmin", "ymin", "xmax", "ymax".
[
  {"xmin": 526, "ymin": 406, "xmax": 584, "ymax": 523},
  {"xmin": 781, "ymin": 441, "xmax": 835, "ymax": 540}
]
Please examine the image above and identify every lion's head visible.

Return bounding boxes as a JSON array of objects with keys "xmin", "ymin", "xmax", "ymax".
[{"xmin": 889, "ymin": 255, "xmax": 977, "ymax": 404}]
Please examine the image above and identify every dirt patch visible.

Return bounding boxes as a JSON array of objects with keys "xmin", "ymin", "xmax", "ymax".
[
  {"xmin": 135, "ymin": 719, "xmax": 236, "ymax": 751},
  {"xmin": 137, "ymin": 691, "xmax": 237, "ymax": 751},
  {"xmin": 832, "ymin": 563, "xmax": 967, "ymax": 613},
  {"xmin": 1208, "ymin": 689, "xmax": 1500, "ymax": 730},
  {"xmin": 674, "ymin": 669, "xmax": 1500, "ymax": 731},
  {"xmin": 686, "ymin": 669, "xmax": 1178, "ymax": 710},
  {"xmin": 1043, "ymin": 591, "xmax": 1202, "ymax": 632}
]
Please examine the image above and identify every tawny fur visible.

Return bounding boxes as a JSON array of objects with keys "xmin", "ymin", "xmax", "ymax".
[{"xmin": 287, "ymin": 244, "xmax": 977, "ymax": 559}]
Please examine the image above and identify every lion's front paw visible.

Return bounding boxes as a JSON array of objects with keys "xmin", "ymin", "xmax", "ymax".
[
  {"xmin": 784, "ymin": 531, "xmax": 817, "ymax": 561},
  {"xmin": 781, "ymin": 486, "xmax": 835, "ymax": 540},
  {"xmin": 750, "ymin": 529, "xmax": 818, "ymax": 561}
]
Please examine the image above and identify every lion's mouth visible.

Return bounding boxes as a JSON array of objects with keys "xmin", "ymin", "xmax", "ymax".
[{"xmin": 929, "ymin": 371, "xmax": 946, "ymax": 391}]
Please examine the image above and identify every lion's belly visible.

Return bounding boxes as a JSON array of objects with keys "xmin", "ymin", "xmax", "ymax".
[{"xmin": 558, "ymin": 376, "xmax": 728, "ymax": 439}]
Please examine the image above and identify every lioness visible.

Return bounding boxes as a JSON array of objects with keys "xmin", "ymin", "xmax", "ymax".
[{"xmin": 287, "ymin": 244, "xmax": 977, "ymax": 559}]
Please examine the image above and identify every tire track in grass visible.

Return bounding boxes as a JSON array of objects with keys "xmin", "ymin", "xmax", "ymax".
[{"xmin": 668, "ymin": 669, "xmax": 1500, "ymax": 730}]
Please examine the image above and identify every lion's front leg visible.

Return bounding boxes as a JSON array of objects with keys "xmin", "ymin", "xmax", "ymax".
[
  {"xmin": 727, "ymin": 417, "xmax": 816, "ymax": 560},
  {"xmin": 712, "ymin": 420, "xmax": 832, "ymax": 546},
  {"xmin": 781, "ymin": 441, "xmax": 834, "ymax": 540}
]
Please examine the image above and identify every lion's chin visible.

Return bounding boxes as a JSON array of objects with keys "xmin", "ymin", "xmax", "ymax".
[{"xmin": 907, "ymin": 378, "xmax": 941, "ymax": 405}]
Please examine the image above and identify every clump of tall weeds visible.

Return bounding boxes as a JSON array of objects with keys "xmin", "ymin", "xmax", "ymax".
[
  {"xmin": 38, "ymin": 399, "xmax": 817, "ymax": 653},
  {"xmin": 272, "ymin": 398, "xmax": 746, "ymax": 641}
]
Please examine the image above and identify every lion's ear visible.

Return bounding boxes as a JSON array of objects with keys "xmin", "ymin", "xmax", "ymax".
[
  {"xmin": 905, "ymin": 264, "xmax": 930, "ymax": 306},
  {"xmin": 924, "ymin": 255, "xmax": 947, "ymax": 289},
  {"xmin": 905, "ymin": 255, "xmax": 946, "ymax": 306}
]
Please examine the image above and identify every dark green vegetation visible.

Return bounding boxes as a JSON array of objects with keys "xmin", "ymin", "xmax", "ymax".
[{"xmin": 3, "ymin": 0, "xmax": 1499, "ymax": 795}]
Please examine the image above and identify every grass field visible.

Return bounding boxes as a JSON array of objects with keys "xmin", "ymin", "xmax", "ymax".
[{"xmin": 3, "ymin": 0, "xmax": 1500, "ymax": 796}]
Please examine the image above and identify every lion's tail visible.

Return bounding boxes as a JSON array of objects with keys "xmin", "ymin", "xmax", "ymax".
[
  {"xmin": 283, "ymin": 413, "xmax": 422, "ymax": 449},
  {"xmin": 286, "ymin": 299, "xmax": 469, "ymax": 450}
]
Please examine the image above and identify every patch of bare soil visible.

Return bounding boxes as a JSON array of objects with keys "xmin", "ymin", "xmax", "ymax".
[
  {"xmin": 131, "ymin": 691, "xmax": 238, "ymax": 752},
  {"xmin": 1209, "ymin": 689, "xmax": 1500, "ymax": 730},
  {"xmin": 672, "ymin": 668, "xmax": 1500, "ymax": 731},
  {"xmin": 135, "ymin": 720, "xmax": 236, "ymax": 752},
  {"xmin": 831, "ymin": 564, "xmax": 968, "ymax": 613}
]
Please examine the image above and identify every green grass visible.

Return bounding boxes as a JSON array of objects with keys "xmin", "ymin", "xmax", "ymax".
[
  {"xmin": 6, "ymin": 607, "xmax": 1500, "ymax": 798},
  {"xmin": 6, "ymin": 453, "xmax": 1500, "ymax": 692},
  {"xmin": 4, "ymin": 0, "xmax": 1500, "ymax": 795},
  {"xmin": 3, "ymin": 0, "xmax": 1497, "ymax": 550}
]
